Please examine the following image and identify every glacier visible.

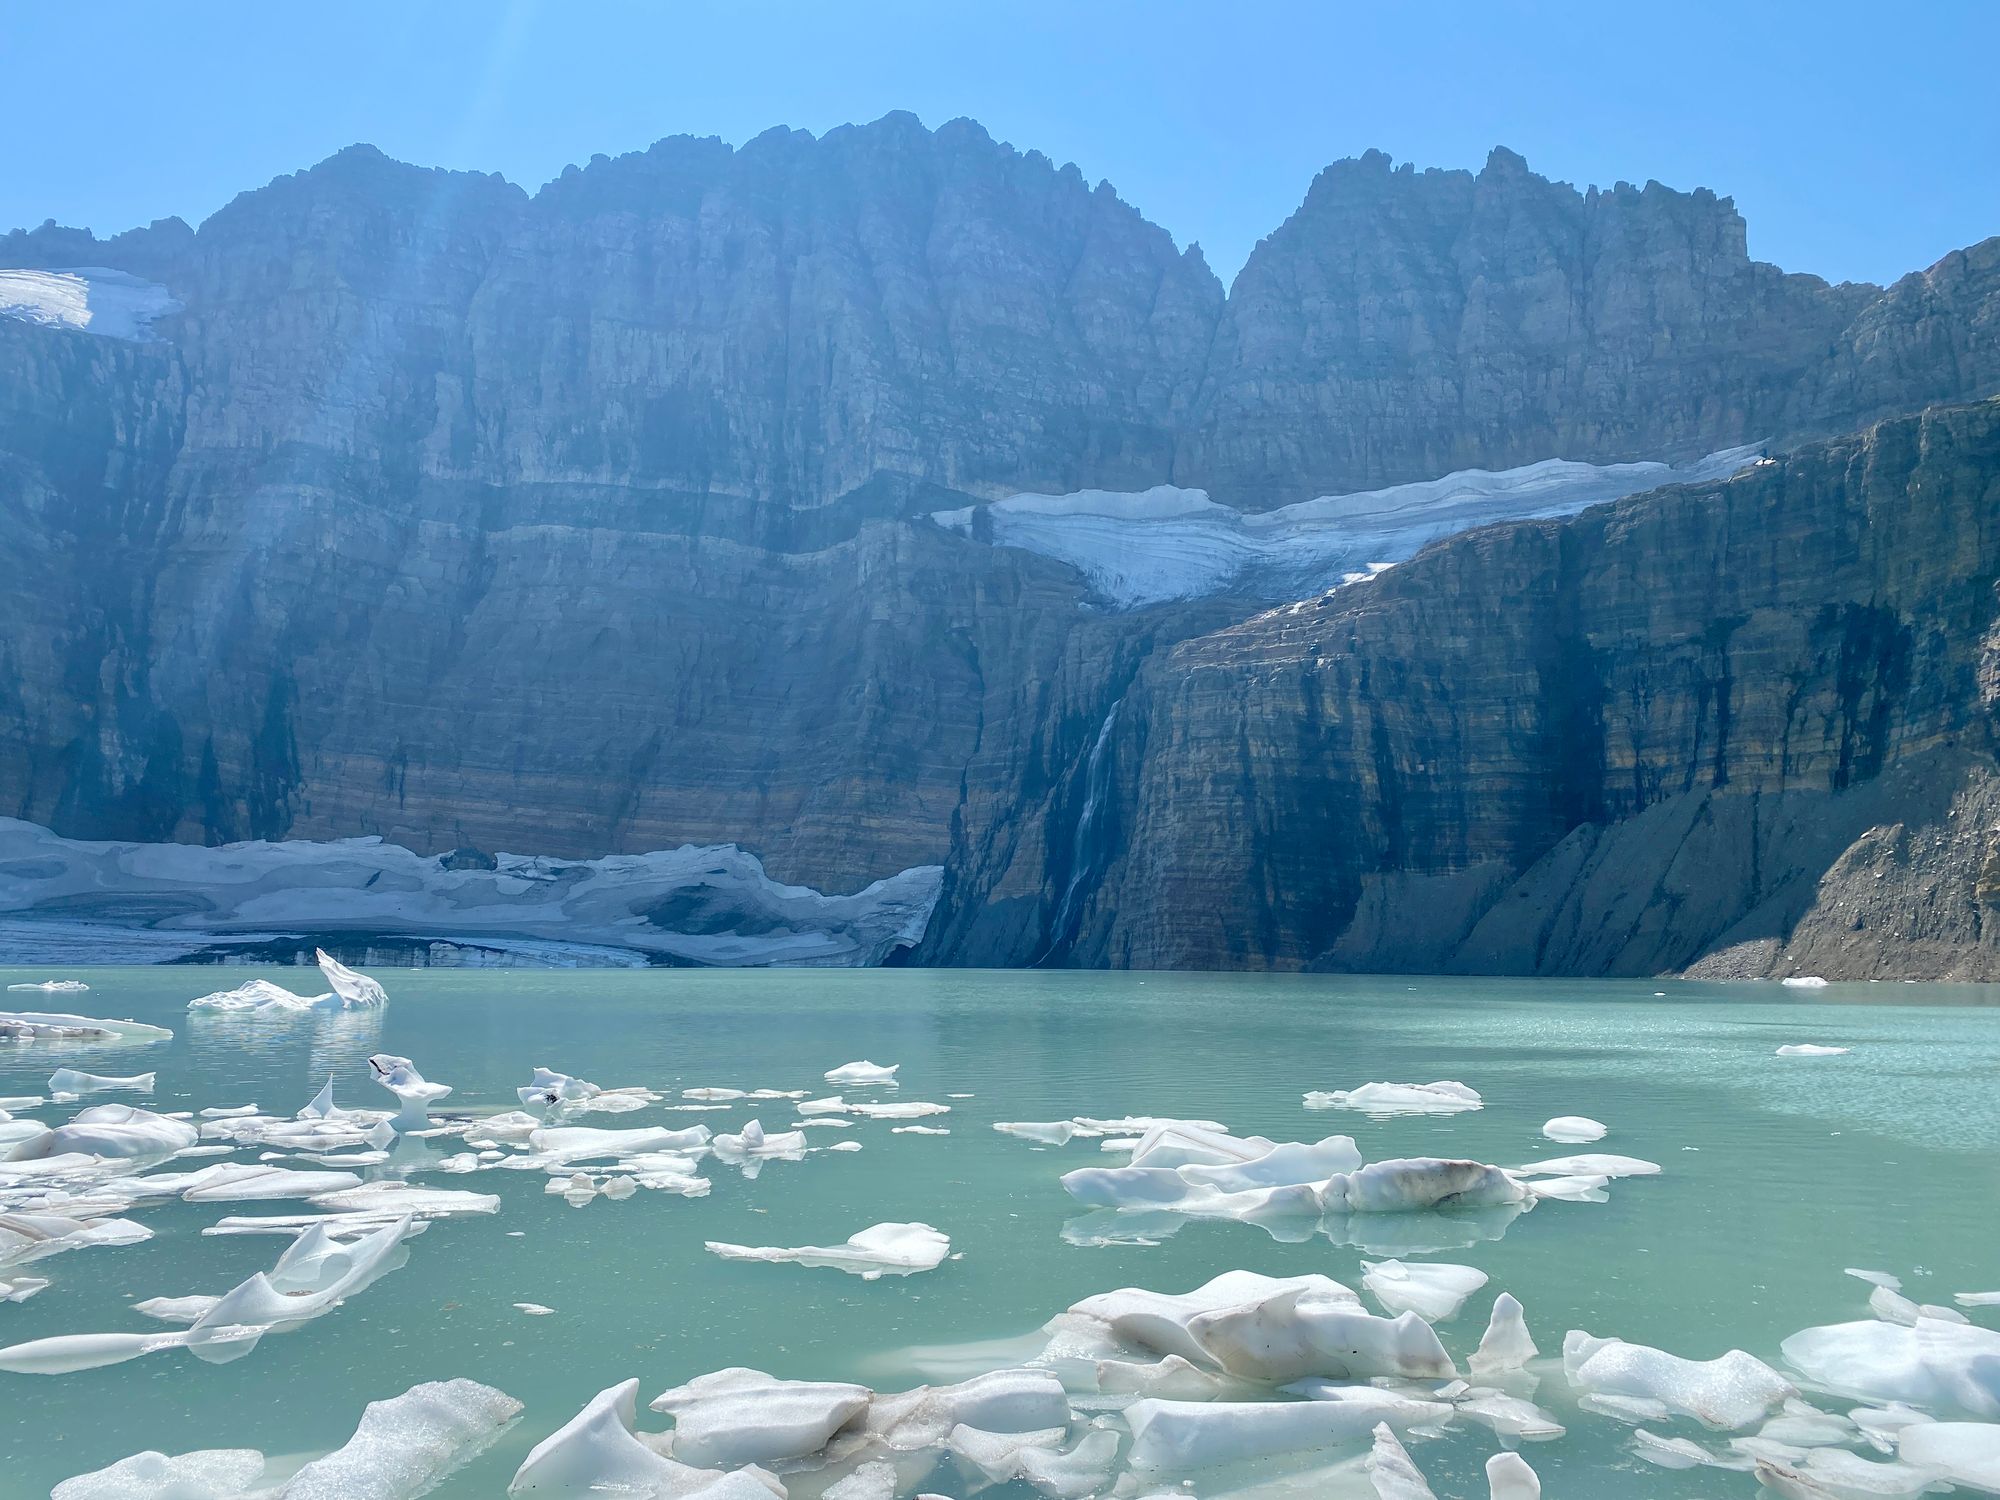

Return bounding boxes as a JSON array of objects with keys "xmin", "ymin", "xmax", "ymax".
[
  {"xmin": 933, "ymin": 447, "xmax": 1763, "ymax": 609},
  {"xmin": 0, "ymin": 267, "xmax": 181, "ymax": 340},
  {"xmin": 0, "ymin": 819, "xmax": 941, "ymax": 967}
]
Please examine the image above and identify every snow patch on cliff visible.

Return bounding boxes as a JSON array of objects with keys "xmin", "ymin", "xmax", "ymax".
[
  {"xmin": 0, "ymin": 820, "xmax": 940, "ymax": 967},
  {"xmin": 933, "ymin": 447, "xmax": 1762, "ymax": 608},
  {"xmin": 0, "ymin": 267, "xmax": 180, "ymax": 340}
]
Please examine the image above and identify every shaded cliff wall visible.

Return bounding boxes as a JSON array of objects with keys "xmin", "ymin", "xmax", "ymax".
[{"xmin": 1068, "ymin": 401, "xmax": 2000, "ymax": 976}]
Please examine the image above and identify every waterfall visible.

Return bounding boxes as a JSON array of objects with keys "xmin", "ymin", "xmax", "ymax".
[{"xmin": 1040, "ymin": 699, "xmax": 1123, "ymax": 964}]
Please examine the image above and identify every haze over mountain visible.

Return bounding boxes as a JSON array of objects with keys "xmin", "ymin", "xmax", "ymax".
[{"xmin": 4, "ymin": 115, "xmax": 1998, "ymax": 975}]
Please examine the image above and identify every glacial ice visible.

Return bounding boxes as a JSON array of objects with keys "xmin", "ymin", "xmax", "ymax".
[
  {"xmin": 1305, "ymin": 1082, "xmax": 1483, "ymax": 1117},
  {"xmin": 933, "ymin": 448, "xmax": 1761, "ymax": 609},
  {"xmin": 51, "ymin": 1446, "xmax": 268, "ymax": 1499},
  {"xmin": 705, "ymin": 1222, "xmax": 950, "ymax": 1279},
  {"xmin": 1124, "ymin": 1391, "xmax": 1452, "ymax": 1473},
  {"xmin": 825, "ymin": 1061, "xmax": 900, "ymax": 1085},
  {"xmin": 0, "ymin": 1010, "xmax": 171, "ymax": 1043},
  {"xmin": 1895, "ymin": 1422, "xmax": 2000, "ymax": 1492},
  {"xmin": 0, "ymin": 267, "xmax": 182, "ymax": 341},
  {"xmin": 367, "ymin": 1054, "xmax": 451, "ymax": 1132},
  {"xmin": 0, "ymin": 816, "xmax": 943, "ymax": 967},
  {"xmin": 649, "ymin": 1367, "xmax": 872, "ymax": 1465},
  {"xmin": 1780, "ymin": 1317, "xmax": 2000, "ymax": 1416},
  {"xmin": 1564, "ymin": 1330, "xmax": 1795, "ymax": 1428},
  {"xmin": 1361, "ymin": 1260, "xmax": 1488, "ymax": 1321},
  {"xmin": 1485, "ymin": 1450, "xmax": 1541, "ymax": 1499},
  {"xmin": 1366, "ymin": 1421, "xmax": 1438, "ymax": 1500},
  {"xmin": 1471, "ymin": 1293, "xmax": 1539, "ymax": 1375},
  {"xmin": 48, "ymin": 1069, "xmax": 157, "ymax": 1097},
  {"xmin": 1541, "ymin": 1116, "xmax": 1607, "ymax": 1142}
]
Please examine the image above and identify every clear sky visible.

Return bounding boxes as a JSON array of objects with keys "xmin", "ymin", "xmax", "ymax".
[{"xmin": 6, "ymin": 1, "xmax": 1995, "ymax": 290}]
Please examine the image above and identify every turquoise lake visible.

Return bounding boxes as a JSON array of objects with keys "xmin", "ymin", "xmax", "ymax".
[{"xmin": 3, "ymin": 966, "xmax": 1997, "ymax": 1497}]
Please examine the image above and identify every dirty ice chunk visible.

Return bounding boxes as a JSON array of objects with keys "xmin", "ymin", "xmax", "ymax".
[
  {"xmin": 704, "ymin": 1223, "xmax": 948, "ymax": 1280},
  {"xmin": 1362, "ymin": 1261, "xmax": 1488, "ymax": 1322}
]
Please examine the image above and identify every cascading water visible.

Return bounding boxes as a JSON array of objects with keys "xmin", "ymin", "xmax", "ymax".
[{"xmin": 1038, "ymin": 699, "xmax": 1123, "ymax": 964}]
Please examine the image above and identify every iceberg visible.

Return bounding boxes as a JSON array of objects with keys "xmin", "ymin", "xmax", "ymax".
[
  {"xmin": 649, "ymin": 1367, "xmax": 871, "ymax": 1466},
  {"xmin": 1542, "ymin": 1116, "xmax": 1607, "ymax": 1142},
  {"xmin": 705, "ymin": 1222, "xmax": 950, "ymax": 1279},
  {"xmin": 316, "ymin": 949, "xmax": 388, "ymax": 1007},
  {"xmin": 1304, "ymin": 1082, "xmax": 1483, "ymax": 1117},
  {"xmin": 1565, "ymin": 1330, "xmax": 1794, "ymax": 1428},
  {"xmin": 1361, "ymin": 1260, "xmax": 1488, "ymax": 1321},
  {"xmin": 0, "ymin": 817, "xmax": 942, "ymax": 967},
  {"xmin": 824, "ymin": 1061, "xmax": 900, "ymax": 1085},
  {"xmin": 188, "ymin": 977, "xmax": 337, "ymax": 1014},
  {"xmin": 367, "ymin": 1054, "xmax": 451, "ymax": 1132},
  {"xmin": 934, "ymin": 448, "xmax": 1761, "ymax": 610}
]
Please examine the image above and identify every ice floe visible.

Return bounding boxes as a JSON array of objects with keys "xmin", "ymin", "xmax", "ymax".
[
  {"xmin": 1304, "ymin": 1082, "xmax": 1482, "ymax": 1117},
  {"xmin": 1541, "ymin": 1116, "xmax": 1607, "ymax": 1143},
  {"xmin": 1564, "ymin": 1329, "xmax": 1795, "ymax": 1428},
  {"xmin": 1361, "ymin": 1260, "xmax": 1488, "ymax": 1321},
  {"xmin": 932, "ymin": 448, "xmax": 1759, "ymax": 609},
  {"xmin": 705, "ymin": 1222, "xmax": 950, "ymax": 1279},
  {"xmin": 0, "ymin": 816, "xmax": 942, "ymax": 966}
]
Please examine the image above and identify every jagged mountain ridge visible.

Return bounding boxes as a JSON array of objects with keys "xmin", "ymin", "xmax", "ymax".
[{"xmin": 3, "ymin": 115, "xmax": 1999, "ymax": 974}]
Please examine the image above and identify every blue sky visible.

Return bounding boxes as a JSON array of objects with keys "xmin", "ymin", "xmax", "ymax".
[{"xmin": 5, "ymin": 1, "xmax": 1995, "ymax": 289}]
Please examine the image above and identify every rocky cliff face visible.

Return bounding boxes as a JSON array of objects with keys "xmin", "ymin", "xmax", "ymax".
[
  {"xmin": 1055, "ymin": 400, "xmax": 2000, "ymax": 977},
  {"xmin": 3, "ymin": 120, "xmax": 1999, "ymax": 973}
]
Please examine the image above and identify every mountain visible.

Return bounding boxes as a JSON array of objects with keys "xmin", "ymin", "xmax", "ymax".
[{"xmin": 2, "ymin": 116, "xmax": 1998, "ymax": 972}]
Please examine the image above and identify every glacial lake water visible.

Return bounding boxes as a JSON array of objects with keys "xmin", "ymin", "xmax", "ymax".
[{"xmin": 3, "ymin": 966, "xmax": 1998, "ymax": 1498}]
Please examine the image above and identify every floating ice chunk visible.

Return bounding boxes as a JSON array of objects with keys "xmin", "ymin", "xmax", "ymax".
[
  {"xmin": 1782, "ymin": 977, "xmax": 1832, "ymax": 989},
  {"xmin": 0, "ymin": 1011, "xmax": 170, "ymax": 1043},
  {"xmin": 1181, "ymin": 1136, "xmax": 1363, "ymax": 1192},
  {"xmin": 200, "ymin": 1104, "xmax": 260, "ymax": 1119},
  {"xmin": 2, "ymin": 1275, "xmax": 50, "ymax": 1302},
  {"xmin": 945, "ymin": 1422, "xmax": 1071, "ymax": 1485},
  {"xmin": 798, "ymin": 1096, "xmax": 849, "ymax": 1116},
  {"xmin": 1366, "ymin": 1421, "xmax": 1438, "ymax": 1500},
  {"xmin": 508, "ymin": 1379, "xmax": 709, "ymax": 1496},
  {"xmin": 181, "ymin": 1164, "xmax": 365, "ymax": 1202},
  {"xmin": 51, "ymin": 1447, "xmax": 267, "ymax": 1498},
  {"xmin": 187, "ymin": 978, "xmax": 337, "ymax": 1014},
  {"xmin": 305, "ymin": 1182, "xmax": 499, "ymax": 1219},
  {"xmin": 823, "ymin": 1061, "xmax": 898, "ymax": 1085},
  {"xmin": 1013, "ymin": 1430, "xmax": 1120, "ymax": 1498},
  {"xmin": 519, "ymin": 1068, "xmax": 601, "ymax": 1106},
  {"xmin": 683, "ymin": 1087, "xmax": 747, "ymax": 1101},
  {"xmin": 1542, "ymin": 1116, "xmax": 1607, "ymax": 1143},
  {"xmin": 275, "ymin": 1378, "xmax": 523, "ymax": 1499},
  {"xmin": 1325, "ymin": 1158, "xmax": 1532, "ymax": 1212},
  {"xmin": 317, "ymin": 949, "xmax": 388, "ymax": 1007},
  {"xmin": 1306, "ymin": 1082, "xmax": 1482, "ymax": 1116},
  {"xmin": 1486, "ymin": 1451, "xmax": 1541, "ymax": 1499},
  {"xmin": 1566, "ymin": 1330, "xmax": 1795, "ymax": 1428},
  {"xmin": 1759, "ymin": 1400, "xmax": 1861, "ymax": 1448},
  {"xmin": 1885, "ymin": 1422, "xmax": 2000, "ymax": 1491},
  {"xmin": 1781, "ymin": 1317, "xmax": 2000, "ymax": 1416},
  {"xmin": 1521, "ymin": 1173, "xmax": 1611, "ymax": 1203},
  {"xmin": 1870, "ymin": 1284, "xmax": 1968, "ymax": 1327},
  {"xmin": 650, "ymin": 1367, "xmax": 871, "ymax": 1466},
  {"xmin": 1190, "ymin": 1298, "xmax": 1456, "ymax": 1384},
  {"xmin": 0, "ymin": 1118, "xmax": 51, "ymax": 1158},
  {"xmin": 527, "ymin": 1123, "xmax": 711, "ymax": 1162},
  {"xmin": 299, "ymin": 1076, "xmax": 341, "ymax": 1120},
  {"xmin": 1059, "ymin": 1271, "xmax": 1358, "ymax": 1366},
  {"xmin": 1125, "ymin": 1390, "xmax": 1451, "ymax": 1472},
  {"xmin": 515, "ymin": 1303, "xmax": 554, "ymax": 1316},
  {"xmin": 0, "ymin": 1211, "xmax": 151, "ymax": 1270},
  {"xmin": 8, "ymin": 979, "xmax": 89, "ymax": 992},
  {"xmin": 705, "ymin": 1222, "xmax": 949, "ymax": 1280},
  {"xmin": 41, "ymin": 1105, "xmax": 198, "ymax": 1159},
  {"xmin": 48, "ymin": 1068, "xmax": 156, "ymax": 1097},
  {"xmin": 1513, "ymin": 1153, "xmax": 1659, "ymax": 1179},
  {"xmin": 996, "ymin": 1122, "xmax": 1079, "ymax": 1145},
  {"xmin": 1471, "ymin": 1293, "xmax": 1539, "ymax": 1375},
  {"xmin": 1847, "ymin": 1268, "xmax": 1902, "ymax": 1289},
  {"xmin": 367, "ymin": 1054, "xmax": 450, "ymax": 1133},
  {"xmin": 1753, "ymin": 1449, "xmax": 1940, "ymax": 1499},
  {"xmin": 847, "ymin": 1101, "xmax": 949, "ymax": 1120},
  {"xmin": 893, "ymin": 1125, "xmax": 949, "ymax": 1135},
  {"xmin": 1362, "ymin": 1260, "xmax": 1488, "ymax": 1321},
  {"xmin": 1457, "ymin": 1389, "xmax": 1565, "ymax": 1441},
  {"xmin": 712, "ymin": 1120, "xmax": 808, "ymax": 1159},
  {"xmin": 1958, "ymin": 1292, "xmax": 2000, "ymax": 1308},
  {"xmin": 1776, "ymin": 1044, "xmax": 1849, "ymax": 1057}
]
